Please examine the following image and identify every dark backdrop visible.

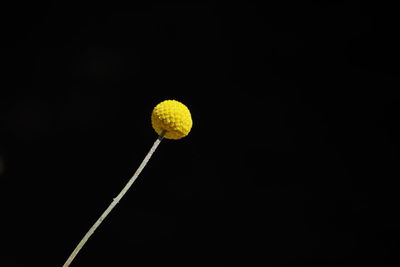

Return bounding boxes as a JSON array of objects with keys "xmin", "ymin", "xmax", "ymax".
[{"xmin": 0, "ymin": 2, "xmax": 399, "ymax": 266}]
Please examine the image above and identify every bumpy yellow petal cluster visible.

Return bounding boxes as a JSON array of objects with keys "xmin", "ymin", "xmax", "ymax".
[{"xmin": 151, "ymin": 100, "xmax": 193, "ymax": 140}]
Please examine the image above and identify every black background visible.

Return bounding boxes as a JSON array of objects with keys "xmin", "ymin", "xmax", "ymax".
[{"xmin": 1, "ymin": 2, "xmax": 399, "ymax": 266}]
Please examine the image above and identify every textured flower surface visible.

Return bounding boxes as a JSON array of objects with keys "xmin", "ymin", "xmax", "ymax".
[{"xmin": 151, "ymin": 100, "xmax": 193, "ymax": 139}]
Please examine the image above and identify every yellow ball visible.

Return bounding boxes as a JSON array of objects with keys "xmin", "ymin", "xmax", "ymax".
[{"xmin": 151, "ymin": 100, "xmax": 193, "ymax": 140}]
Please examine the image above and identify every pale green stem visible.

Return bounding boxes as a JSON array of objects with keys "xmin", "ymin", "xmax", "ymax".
[{"xmin": 63, "ymin": 131, "xmax": 166, "ymax": 267}]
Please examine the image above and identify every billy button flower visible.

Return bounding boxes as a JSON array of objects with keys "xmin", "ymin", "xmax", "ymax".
[
  {"xmin": 151, "ymin": 99, "xmax": 193, "ymax": 140},
  {"xmin": 63, "ymin": 100, "xmax": 193, "ymax": 267}
]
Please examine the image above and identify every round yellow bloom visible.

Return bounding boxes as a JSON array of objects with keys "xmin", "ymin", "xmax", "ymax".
[{"xmin": 151, "ymin": 100, "xmax": 193, "ymax": 140}]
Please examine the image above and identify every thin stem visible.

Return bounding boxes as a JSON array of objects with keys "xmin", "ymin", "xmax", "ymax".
[{"xmin": 63, "ymin": 131, "xmax": 166, "ymax": 267}]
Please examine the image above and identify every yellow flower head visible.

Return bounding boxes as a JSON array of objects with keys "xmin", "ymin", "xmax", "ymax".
[{"xmin": 151, "ymin": 100, "xmax": 193, "ymax": 140}]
